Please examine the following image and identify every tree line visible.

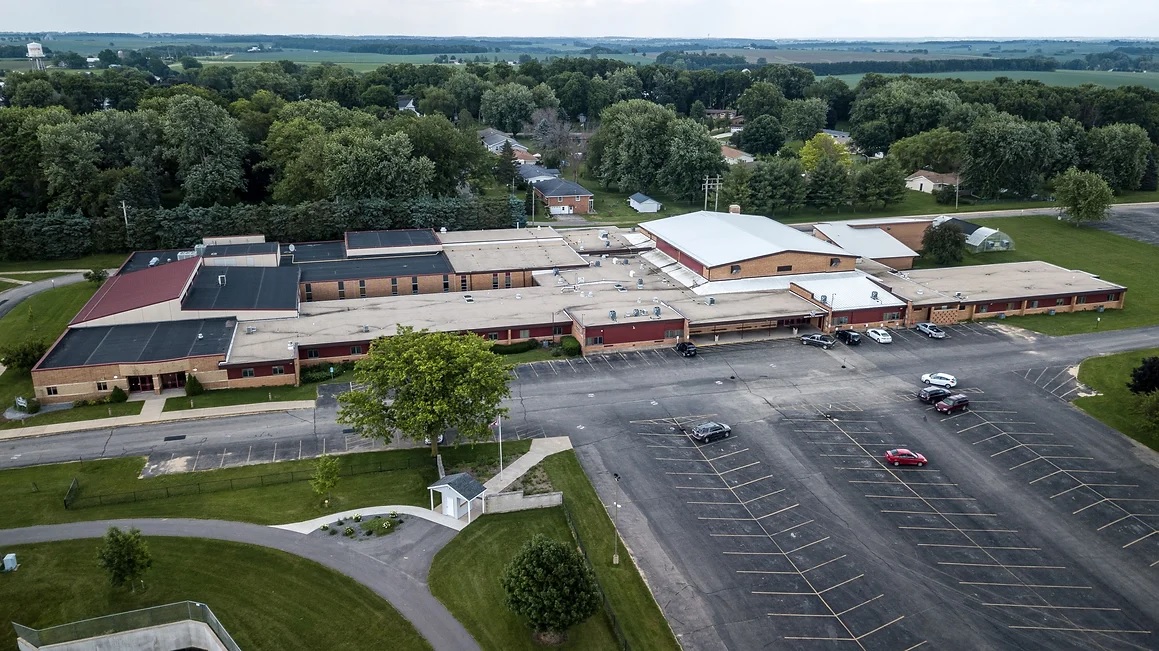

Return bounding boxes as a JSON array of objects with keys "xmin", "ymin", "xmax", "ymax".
[{"xmin": 801, "ymin": 56, "xmax": 1057, "ymax": 76}]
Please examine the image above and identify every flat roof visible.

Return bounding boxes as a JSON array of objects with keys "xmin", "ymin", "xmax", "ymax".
[
  {"xmin": 119, "ymin": 250, "xmax": 189, "ymax": 274},
  {"xmin": 868, "ymin": 261, "xmax": 1126, "ymax": 305},
  {"xmin": 346, "ymin": 229, "xmax": 439, "ymax": 250},
  {"xmin": 284, "ymin": 241, "xmax": 348, "ymax": 263},
  {"xmin": 38, "ymin": 319, "xmax": 236, "ymax": 370},
  {"xmin": 690, "ymin": 270, "xmax": 867, "ymax": 296},
  {"xmin": 72, "ymin": 257, "xmax": 200, "ymax": 325},
  {"xmin": 793, "ymin": 274, "xmax": 906, "ymax": 311},
  {"xmin": 204, "ymin": 242, "xmax": 278, "ymax": 257},
  {"xmin": 560, "ymin": 227, "xmax": 653, "ymax": 254},
  {"xmin": 298, "ymin": 253, "xmax": 454, "ymax": 282},
  {"xmin": 438, "ymin": 227, "xmax": 563, "ymax": 245},
  {"xmin": 182, "ymin": 266, "xmax": 300, "ymax": 311},
  {"xmin": 641, "ymin": 211, "xmax": 852, "ymax": 268},
  {"xmin": 812, "ymin": 223, "xmax": 919, "ymax": 261},
  {"xmin": 444, "ymin": 241, "xmax": 588, "ymax": 274}
]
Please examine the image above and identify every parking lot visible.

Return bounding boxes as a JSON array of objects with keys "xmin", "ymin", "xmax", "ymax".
[{"xmin": 513, "ymin": 325, "xmax": 1159, "ymax": 650}]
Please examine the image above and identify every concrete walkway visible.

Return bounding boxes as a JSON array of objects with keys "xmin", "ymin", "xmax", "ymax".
[
  {"xmin": 0, "ymin": 518, "xmax": 480, "ymax": 651},
  {"xmin": 275, "ymin": 504, "xmax": 467, "ymax": 533},
  {"xmin": 486, "ymin": 436, "xmax": 573, "ymax": 493},
  {"xmin": 0, "ymin": 271, "xmax": 99, "ymax": 320}
]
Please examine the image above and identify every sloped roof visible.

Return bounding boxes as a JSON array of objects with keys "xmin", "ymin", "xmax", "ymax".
[
  {"xmin": 640, "ymin": 211, "xmax": 852, "ymax": 268},
  {"xmin": 965, "ymin": 226, "xmax": 1011, "ymax": 247},
  {"xmin": 907, "ymin": 170, "xmax": 960, "ymax": 185},
  {"xmin": 792, "ymin": 274, "xmax": 906, "ymax": 311},
  {"xmin": 720, "ymin": 145, "xmax": 752, "ymax": 160},
  {"xmin": 813, "ymin": 223, "xmax": 919, "ymax": 260},
  {"xmin": 71, "ymin": 256, "xmax": 200, "ymax": 325},
  {"xmin": 535, "ymin": 177, "xmax": 593, "ymax": 198},
  {"xmin": 428, "ymin": 472, "xmax": 486, "ymax": 500},
  {"xmin": 517, "ymin": 165, "xmax": 558, "ymax": 182},
  {"xmin": 629, "ymin": 193, "xmax": 657, "ymax": 203}
]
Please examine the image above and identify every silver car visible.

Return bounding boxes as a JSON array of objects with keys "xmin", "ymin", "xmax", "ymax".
[{"xmin": 916, "ymin": 322, "xmax": 947, "ymax": 339}]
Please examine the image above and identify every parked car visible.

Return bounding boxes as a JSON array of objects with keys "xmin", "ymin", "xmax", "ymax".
[
  {"xmin": 884, "ymin": 449, "xmax": 928, "ymax": 467},
  {"xmin": 936, "ymin": 394, "xmax": 970, "ymax": 414},
  {"xmin": 676, "ymin": 342, "xmax": 698, "ymax": 357},
  {"xmin": 614, "ymin": 283, "xmax": 627, "ymax": 293},
  {"xmin": 835, "ymin": 330, "xmax": 861, "ymax": 345},
  {"xmin": 921, "ymin": 372, "xmax": 958, "ymax": 388},
  {"xmin": 424, "ymin": 433, "xmax": 446, "ymax": 445},
  {"xmin": 916, "ymin": 322, "xmax": 947, "ymax": 339},
  {"xmin": 690, "ymin": 421, "xmax": 731, "ymax": 443},
  {"xmin": 917, "ymin": 386, "xmax": 952, "ymax": 404},
  {"xmin": 865, "ymin": 328, "xmax": 893, "ymax": 344},
  {"xmin": 801, "ymin": 334, "xmax": 837, "ymax": 349}
]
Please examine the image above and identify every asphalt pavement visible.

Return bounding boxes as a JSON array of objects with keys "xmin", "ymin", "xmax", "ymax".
[{"xmin": 0, "ymin": 272, "xmax": 87, "ymax": 319}]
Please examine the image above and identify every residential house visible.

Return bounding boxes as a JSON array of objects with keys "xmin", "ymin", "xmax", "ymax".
[
  {"xmin": 629, "ymin": 193, "xmax": 663, "ymax": 213},
  {"xmin": 518, "ymin": 165, "xmax": 560, "ymax": 185},
  {"xmin": 397, "ymin": 96, "xmax": 420, "ymax": 115},
  {"xmin": 705, "ymin": 108, "xmax": 737, "ymax": 120},
  {"xmin": 479, "ymin": 127, "xmax": 529, "ymax": 155},
  {"xmin": 534, "ymin": 178, "xmax": 594, "ymax": 215},
  {"xmin": 721, "ymin": 145, "xmax": 755, "ymax": 166},
  {"xmin": 906, "ymin": 171, "xmax": 959, "ymax": 194},
  {"xmin": 821, "ymin": 129, "xmax": 852, "ymax": 145}
]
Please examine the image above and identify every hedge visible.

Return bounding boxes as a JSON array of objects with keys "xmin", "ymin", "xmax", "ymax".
[{"xmin": 491, "ymin": 339, "xmax": 539, "ymax": 355}]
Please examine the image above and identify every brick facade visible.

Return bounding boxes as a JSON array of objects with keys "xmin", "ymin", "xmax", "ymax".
[
  {"xmin": 575, "ymin": 318, "xmax": 686, "ymax": 353},
  {"xmin": 704, "ymin": 251, "xmax": 857, "ymax": 281},
  {"xmin": 908, "ymin": 290, "xmax": 1126, "ymax": 326},
  {"xmin": 300, "ymin": 270, "xmax": 539, "ymax": 302}
]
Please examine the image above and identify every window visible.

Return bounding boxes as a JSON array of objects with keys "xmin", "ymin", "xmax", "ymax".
[
  {"xmin": 1007, "ymin": 302, "xmax": 1017, "ymax": 311},
  {"xmin": 977, "ymin": 304, "xmax": 989, "ymax": 313},
  {"xmin": 351, "ymin": 345, "xmax": 363, "ymax": 355},
  {"xmin": 307, "ymin": 349, "xmax": 319, "ymax": 359},
  {"xmin": 1108, "ymin": 293, "xmax": 1119, "ymax": 302},
  {"xmin": 585, "ymin": 335, "xmax": 604, "ymax": 345},
  {"xmin": 272, "ymin": 366, "xmax": 285, "ymax": 375},
  {"xmin": 242, "ymin": 368, "xmax": 255, "ymax": 378},
  {"xmin": 96, "ymin": 381, "xmax": 108, "ymax": 391},
  {"xmin": 358, "ymin": 280, "xmax": 366, "ymax": 299},
  {"xmin": 553, "ymin": 325, "xmax": 564, "ymax": 336},
  {"xmin": 492, "ymin": 273, "xmax": 499, "ymax": 289},
  {"xmin": 504, "ymin": 272, "xmax": 512, "ymax": 288},
  {"xmin": 460, "ymin": 275, "xmax": 468, "ymax": 292},
  {"xmin": 1076, "ymin": 296, "xmax": 1087, "ymax": 304},
  {"xmin": 488, "ymin": 332, "xmax": 499, "ymax": 341},
  {"xmin": 883, "ymin": 312, "xmax": 901, "ymax": 321},
  {"xmin": 730, "ymin": 264, "xmax": 741, "ymax": 275},
  {"xmin": 664, "ymin": 329, "xmax": 683, "ymax": 339},
  {"xmin": 304, "ymin": 283, "xmax": 312, "ymax": 302},
  {"xmin": 518, "ymin": 329, "xmax": 530, "ymax": 339},
  {"xmin": 832, "ymin": 316, "xmax": 850, "ymax": 326},
  {"xmin": 443, "ymin": 275, "xmax": 450, "ymax": 292},
  {"xmin": 46, "ymin": 386, "xmax": 58, "ymax": 396},
  {"xmin": 337, "ymin": 280, "xmax": 346, "ymax": 300},
  {"xmin": 411, "ymin": 276, "xmax": 419, "ymax": 295},
  {"xmin": 776, "ymin": 265, "xmax": 793, "ymax": 272},
  {"xmin": 958, "ymin": 303, "xmax": 967, "ymax": 311},
  {"xmin": 829, "ymin": 258, "xmax": 841, "ymax": 267},
  {"xmin": 1029, "ymin": 300, "xmax": 1039, "ymax": 308},
  {"xmin": 391, "ymin": 277, "xmax": 398, "ymax": 296},
  {"xmin": 1055, "ymin": 298, "xmax": 1066, "ymax": 306}
]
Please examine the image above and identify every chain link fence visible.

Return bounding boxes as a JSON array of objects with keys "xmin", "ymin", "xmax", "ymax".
[
  {"xmin": 561, "ymin": 496, "xmax": 630, "ymax": 650},
  {"xmin": 13, "ymin": 601, "xmax": 240, "ymax": 650}
]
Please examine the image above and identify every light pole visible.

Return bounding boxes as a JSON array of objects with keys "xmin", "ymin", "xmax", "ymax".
[
  {"xmin": 496, "ymin": 416, "xmax": 504, "ymax": 486},
  {"xmin": 612, "ymin": 473, "xmax": 621, "ymax": 566}
]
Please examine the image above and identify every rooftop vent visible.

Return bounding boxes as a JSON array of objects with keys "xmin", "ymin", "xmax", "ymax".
[
  {"xmin": 636, "ymin": 278, "xmax": 644, "ymax": 289},
  {"xmin": 148, "ymin": 257, "xmax": 160, "ymax": 267},
  {"xmin": 819, "ymin": 295, "xmax": 829, "ymax": 304},
  {"xmin": 287, "ymin": 244, "xmax": 296, "ymax": 253},
  {"xmin": 244, "ymin": 326, "xmax": 257, "ymax": 335},
  {"xmin": 552, "ymin": 267, "xmax": 559, "ymax": 276},
  {"xmin": 197, "ymin": 333, "xmax": 204, "ymax": 340},
  {"xmin": 362, "ymin": 325, "xmax": 370, "ymax": 333},
  {"xmin": 706, "ymin": 297, "xmax": 716, "ymax": 306},
  {"xmin": 218, "ymin": 274, "xmax": 227, "ymax": 287},
  {"xmin": 653, "ymin": 306, "xmax": 661, "ymax": 317},
  {"xmin": 515, "ymin": 294, "xmax": 522, "ymax": 300},
  {"xmin": 609, "ymin": 310, "xmax": 617, "ymax": 321},
  {"xmin": 870, "ymin": 290, "xmax": 879, "ymax": 300}
]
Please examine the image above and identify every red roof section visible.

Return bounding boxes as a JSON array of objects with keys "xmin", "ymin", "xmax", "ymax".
[{"xmin": 70, "ymin": 256, "xmax": 200, "ymax": 325}]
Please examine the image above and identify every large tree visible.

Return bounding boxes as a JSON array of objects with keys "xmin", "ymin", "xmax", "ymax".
[
  {"xmin": 1054, "ymin": 167, "xmax": 1114, "ymax": 225},
  {"xmin": 323, "ymin": 129, "xmax": 434, "ymax": 202},
  {"xmin": 96, "ymin": 526, "xmax": 153, "ymax": 592},
  {"xmin": 750, "ymin": 157, "xmax": 807, "ymax": 216},
  {"xmin": 806, "ymin": 156, "xmax": 851, "ymax": 212},
  {"xmin": 337, "ymin": 326, "xmax": 511, "ymax": 454},
  {"xmin": 1128, "ymin": 357, "xmax": 1159, "ymax": 395},
  {"xmin": 719, "ymin": 163, "xmax": 753, "ymax": 211},
  {"xmin": 588, "ymin": 99, "xmax": 675, "ymax": 192},
  {"xmin": 481, "ymin": 83, "xmax": 537, "ymax": 135},
  {"xmin": 659, "ymin": 118, "xmax": 726, "ymax": 200},
  {"xmin": 962, "ymin": 114, "xmax": 1058, "ymax": 199},
  {"xmin": 1085, "ymin": 122, "xmax": 1151, "ymax": 193},
  {"xmin": 887, "ymin": 127, "xmax": 966, "ymax": 174},
  {"xmin": 501, "ymin": 534, "xmax": 600, "ymax": 644},
  {"xmin": 799, "ymin": 133, "xmax": 852, "ymax": 173},
  {"xmin": 921, "ymin": 222, "xmax": 965, "ymax": 265},
  {"xmin": 780, "ymin": 98, "xmax": 829, "ymax": 142},
  {"xmin": 852, "ymin": 159, "xmax": 908, "ymax": 210},
  {"xmin": 736, "ymin": 81, "xmax": 786, "ymax": 121},
  {"xmin": 162, "ymin": 95, "xmax": 247, "ymax": 206},
  {"xmin": 735, "ymin": 114, "xmax": 784, "ymax": 156}
]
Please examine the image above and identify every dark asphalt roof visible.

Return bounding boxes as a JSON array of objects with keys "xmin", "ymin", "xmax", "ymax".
[
  {"xmin": 346, "ymin": 229, "xmax": 439, "ymax": 250},
  {"xmin": 204, "ymin": 242, "xmax": 279, "ymax": 257},
  {"xmin": 535, "ymin": 177, "xmax": 593, "ymax": 198},
  {"xmin": 119, "ymin": 250, "xmax": 189, "ymax": 274},
  {"xmin": 182, "ymin": 266, "xmax": 300, "ymax": 311},
  {"xmin": 947, "ymin": 218, "xmax": 981, "ymax": 236},
  {"xmin": 298, "ymin": 253, "xmax": 453, "ymax": 282},
  {"xmin": 283, "ymin": 241, "xmax": 348, "ymax": 263},
  {"xmin": 428, "ymin": 473, "xmax": 486, "ymax": 500},
  {"xmin": 38, "ymin": 319, "xmax": 236, "ymax": 369}
]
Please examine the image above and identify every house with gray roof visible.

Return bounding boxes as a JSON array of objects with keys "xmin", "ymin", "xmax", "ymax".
[{"xmin": 533, "ymin": 177, "xmax": 595, "ymax": 215}]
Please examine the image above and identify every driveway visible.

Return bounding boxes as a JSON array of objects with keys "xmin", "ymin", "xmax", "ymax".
[{"xmin": 0, "ymin": 273, "xmax": 87, "ymax": 319}]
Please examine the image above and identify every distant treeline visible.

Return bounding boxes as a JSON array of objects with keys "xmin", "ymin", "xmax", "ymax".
[
  {"xmin": 654, "ymin": 51, "xmax": 750, "ymax": 70},
  {"xmin": 1059, "ymin": 48, "xmax": 1158, "ymax": 72},
  {"xmin": 802, "ymin": 57, "xmax": 1058, "ymax": 76},
  {"xmin": 269, "ymin": 37, "xmax": 494, "ymax": 55},
  {"xmin": 0, "ymin": 44, "xmax": 51, "ymax": 58}
]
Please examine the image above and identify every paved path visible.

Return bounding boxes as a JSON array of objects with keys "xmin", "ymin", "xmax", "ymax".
[
  {"xmin": 486, "ymin": 436, "xmax": 573, "ymax": 493},
  {"xmin": 0, "ymin": 271, "xmax": 96, "ymax": 319},
  {"xmin": 0, "ymin": 518, "xmax": 480, "ymax": 651},
  {"xmin": 275, "ymin": 504, "xmax": 467, "ymax": 534}
]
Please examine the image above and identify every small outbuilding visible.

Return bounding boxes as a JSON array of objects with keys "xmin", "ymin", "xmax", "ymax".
[
  {"xmin": 428, "ymin": 472, "xmax": 487, "ymax": 522},
  {"xmin": 628, "ymin": 193, "xmax": 662, "ymax": 213},
  {"xmin": 934, "ymin": 217, "xmax": 1015, "ymax": 253}
]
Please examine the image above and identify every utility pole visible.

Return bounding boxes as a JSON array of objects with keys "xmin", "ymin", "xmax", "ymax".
[
  {"xmin": 702, "ymin": 175, "xmax": 722, "ymax": 211},
  {"xmin": 121, "ymin": 200, "xmax": 131, "ymax": 246}
]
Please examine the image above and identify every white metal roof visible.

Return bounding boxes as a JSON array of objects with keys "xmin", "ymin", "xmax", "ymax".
[
  {"xmin": 640, "ymin": 249, "xmax": 707, "ymax": 288},
  {"xmin": 965, "ymin": 226, "xmax": 1006, "ymax": 247},
  {"xmin": 792, "ymin": 274, "xmax": 906, "ymax": 311},
  {"xmin": 640, "ymin": 211, "xmax": 851, "ymax": 268},
  {"xmin": 692, "ymin": 270, "xmax": 861, "ymax": 296},
  {"xmin": 813, "ymin": 223, "xmax": 919, "ymax": 260}
]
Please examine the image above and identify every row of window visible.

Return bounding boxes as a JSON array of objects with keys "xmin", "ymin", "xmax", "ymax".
[
  {"xmin": 968, "ymin": 294, "xmax": 1118, "ymax": 314},
  {"xmin": 304, "ymin": 275, "xmax": 468, "ymax": 301},
  {"xmin": 491, "ymin": 272, "xmax": 513, "ymax": 289},
  {"xmin": 240, "ymin": 366, "xmax": 286, "ymax": 378},
  {"xmin": 305, "ymin": 346, "xmax": 363, "ymax": 359}
]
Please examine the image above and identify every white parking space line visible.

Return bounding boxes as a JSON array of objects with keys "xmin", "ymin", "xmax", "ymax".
[
  {"xmin": 961, "ymin": 581, "xmax": 1090, "ymax": 590},
  {"xmin": 755, "ymin": 504, "xmax": 800, "ymax": 520},
  {"xmin": 938, "ymin": 562, "xmax": 1066, "ymax": 569},
  {"xmin": 901, "ymin": 526, "xmax": 1018, "ymax": 533},
  {"xmin": 882, "ymin": 510, "xmax": 997, "ymax": 517},
  {"xmin": 850, "ymin": 480, "xmax": 958, "ymax": 486},
  {"xmin": 983, "ymin": 603, "xmax": 1120, "ymax": 611},
  {"xmin": 865, "ymin": 495, "xmax": 976, "ymax": 501},
  {"xmin": 919, "ymin": 543, "xmax": 1041, "ymax": 551},
  {"xmin": 709, "ymin": 448, "xmax": 749, "ymax": 461},
  {"xmin": 773, "ymin": 520, "xmax": 814, "ymax": 536},
  {"xmin": 785, "ymin": 537, "xmax": 830, "ymax": 554},
  {"xmin": 731, "ymin": 475, "xmax": 775, "ymax": 489},
  {"xmin": 743, "ymin": 489, "xmax": 786, "ymax": 504},
  {"xmin": 719, "ymin": 461, "xmax": 761, "ymax": 475},
  {"xmin": 1008, "ymin": 626, "xmax": 1151, "ymax": 634},
  {"xmin": 1123, "ymin": 530, "xmax": 1159, "ymax": 548},
  {"xmin": 836, "ymin": 594, "xmax": 884, "ymax": 617}
]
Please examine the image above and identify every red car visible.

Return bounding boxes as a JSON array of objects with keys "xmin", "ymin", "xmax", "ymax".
[{"xmin": 884, "ymin": 449, "xmax": 928, "ymax": 467}]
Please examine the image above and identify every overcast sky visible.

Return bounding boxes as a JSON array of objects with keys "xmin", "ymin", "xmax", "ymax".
[{"xmin": 9, "ymin": 0, "xmax": 1159, "ymax": 39}]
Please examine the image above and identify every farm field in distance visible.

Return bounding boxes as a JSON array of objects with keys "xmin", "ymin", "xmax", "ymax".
[{"xmin": 829, "ymin": 69, "xmax": 1159, "ymax": 90}]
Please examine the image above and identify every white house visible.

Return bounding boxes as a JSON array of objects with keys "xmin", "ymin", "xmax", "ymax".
[
  {"xmin": 396, "ymin": 96, "xmax": 420, "ymax": 115},
  {"xmin": 478, "ymin": 127, "xmax": 529, "ymax": 155},
  {"xmin": 721, "ymin": 145, "xmax": 755, "ymax": 166},
  {"xmin": 906, "ymin": 171, "xmax": 959, "ymax": 194},
  {"xmin": 628, "ymin": 193, "xmax": 662, "ymax": 213},
  {"xmin": 428, "ymin": 473, "xmax": 487, "ymax": 522}
]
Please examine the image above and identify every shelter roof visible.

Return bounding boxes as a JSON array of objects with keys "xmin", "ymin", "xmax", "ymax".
[
  {"xmin": 428, "ymin": 473, "xmax": 486, "ymax": 500},
  {"xmin": 345, "ymin": 229, "xmax": 439, "ymax": 250},
  {"xmin": 640, "ymin": 211, "xmax": 851, "ymax": 268}
]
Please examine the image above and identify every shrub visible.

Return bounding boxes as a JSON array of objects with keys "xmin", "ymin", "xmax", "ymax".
[
  {"xmin": 0, "ymin": 339, "xmax": 48, "ymax": 370},
  {"xmin": 21, "ymin": 398, "xmax": 40, "ymax": 414},
  {"xmin": 83, "ymin": 268, "xmax": 109, "ymax": 284},
  {"xmin": 185, "ymin": 374, "xmax": 204, "ymax": 396},
  {"xmin": 108, "ymin": 386, "xmax": 128, "ymax": 403},
  {"xmin": 491, "ymin": 338, "xmax": 539, "ymax": 355},
  {"xmin": 328, "ymin": 528, "xmax": 338, "ymax": 535},
  {"xmin": 501, "ymin": 534, "xmax": 600, "ymax": 641},
  {"xmin": 343, "ymin": 526, "xmax": 356, "ymax": 537},
  {"xmin": 300, "ymin": 361, "xmax": 356, "ymax": 384},
  {"xmin": 353, "ymin": 514, "xmax": 362, "ymax": 522},
  {"xmin": 73, "ymin": 399, "xmax": 94, "ymax": 408},
  {"xmin": 560, "ymin": 336, "xmax": 581, "ymax": 356}
]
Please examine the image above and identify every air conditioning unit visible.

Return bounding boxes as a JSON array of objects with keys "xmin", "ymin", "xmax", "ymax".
[
  {"xmin": 609, "ymin": 310, "xmax": 617, "ymax": 321},
  {"xmin": 244, "ymin": 326, "xmax": 257, "ymax": 335}
]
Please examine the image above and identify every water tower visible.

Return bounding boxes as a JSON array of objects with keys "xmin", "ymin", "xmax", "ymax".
[{"xmin": 26, "ymin": 42, "xmax": 45, "ymax": 70}]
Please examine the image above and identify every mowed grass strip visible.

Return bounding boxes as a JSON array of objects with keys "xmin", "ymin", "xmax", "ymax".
[
  {"xmin": 163, "ymin": 384, "xmax": 320, "ymax": 411},
  {"xmin": 0, "ymin": 441, "xmax": 530, "ymax": 528},
  {"xmin": 0, "ymin": 538, "xmax": 430, "ymax": 651},
  {"xmin": 429, "ymin": 508, "xmax": 621, "ymax": 650},
  {"xmin": 544, "ymin": 451, "xmax": 680, "ymax": 651},
  {"xmin": 1075, "ymin": 347, "xmax": 1159, "ymax": 452},
  {"xmin": 0, "ymin": 253, "xmax": 128, "ymax": 274},
  {"xmin": 0, "ymin": 401, "xmax": 144, "ymax": 430}
]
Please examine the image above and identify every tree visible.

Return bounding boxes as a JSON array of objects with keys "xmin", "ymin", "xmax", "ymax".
[
  {"xmin": 530, "ymin": 83, "xmax": 560, "ymax": 111},
  {"xmin": 1085, "ymin": 123, "xmax": 1151, "ymax": 193},
  {"xmin": 0, "ymin": 339, "xmax": 48, "ymax": 370},
  {"xmin": 337, "ymin": 327, "xmax": 511, "ymax": 455},
  {"xmin": 805, "ymin": 77, "xmax": 855, "ymax": 125},
  {"xmin": 736, "ymin": 81, "xmax": 786, "ymax": 120},
  {"xmin": 921, "ymin": 222, "xmax": 965, "ymax": 265},
  {"xmin": 11, "ymin": 79, "xmax": 56, "ymax": 109},
  {"xmin": 750, "ymin": 157, "xmax": 807, "ymax": 216},
  {"xmin": 962, "ymin": 114, "xmax": 1058, "ymax": 199},
  {"xmin": 84, "ymin": 268, "xmax": 109, "ymax": 284},
  {"xmin": 736, "ymin": 114, "xmax": 784, "ymax": 156},
  {"xmin": 587, "ymin": 99, "xmax": 675, "ymax": 192},
  {"xmin": 1141, "ymin": 151, "xmax": 1159, "ymax": 192},
  {"xmin": 806, "ymin": 157, "xmax": 851, "ymax": 212},
  {"xmin": 1054, "ymin": 167, "xmax": 1114, "ymax": 225},
  {"xmin": 481, "ymin": 83, "xmax": 537, "ymax": 134},
  {"xmin": 162, "ymin": 95, "xmax": 247, "ymax": 206},
  {"xmin": 1138, "ymin": 390, "xmax": 1159, "ymax": 434},
  {"xmin": 780, "ymin": 98, "xmax": 829, "ymax": 142},
  {"xmin": 96, "ymin": 526, "xmax": 153, "ymax": 592},
  {"xmin": 529, "ymin": 107, "xmax": 573, "ymax": 169},
  {"xmin": 799, "ymin": 133, "xmax": 852, "ymax": 173},
  {"xmin": 501, "ymin": 534, "xmax": 600, "ymax": 644},
  {"xmin": 689, "ymin": 100, "xmax": 707, "ymax": 122},
  {"xmin": 888, "ymin": 127, "xmax": 966, "ymax": 174},
  {"xmin": 396, "ymin": 114, "xmax": 489, "ymax": 193},
  {"xmin": 323, "ymin": 129, "xmax": 435, "ymax": 202},
  {"xmin": 97, "ymin": 49, "xmax": 120, "ymax": 67},
  {"xmin": 720, "ymin": 163, "xmax": 753, "ymax": 211},
  {"xmin": 659, "ymin": 118, "xmax": 726, "ymax": 200},
  {"xmin": 495, "ymin": 140, "xmax": 518, "ymax": 188},
  {"xmin": 179, "ymin": 56, "xmax": 202, "ymax": 70},
  {"xmin": 852, "ymin": 159, "xmax": 907, "ymax": 209},
  {"xmin": 310, "ymin": 454, "xmax": 340, "ymax": 503},
  {"xmin": 1128, "ymin": 357, "xmax": 1159, "ymax": 394}
]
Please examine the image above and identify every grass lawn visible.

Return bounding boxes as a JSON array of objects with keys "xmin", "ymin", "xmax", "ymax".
[
  {"xmin": 0, "ymin": 283, "xmax": 97, "ymax": 348},
  {"xmin": 0, "ymin": 441, "xmax": 531, "ymax": 528},
  {"xmin": 429, "ymin": 509, "xmax": 621, "ymax": 650},
  {"xmin": 163, "ymin": 384, "xmax": 320, "ymax": 412},
  {"xmin": 0, "ymin": 538, "xmax": 429, "ymax": 651},
  {"xmin": 496, "ymin": 348, "xmax": 560, "ymax": 364},
  {"xmin": 0, "ymin": 253, "xmax": 127, "ymax": 274},
  {"xmin": 0, "ymin": 271, "xmax": 72, "ymax": 282},
  {"xmin": 0, "ymin": 280, "xmax": 17, "ymax": 292},
  {"xmin": 1074, "ymin": 348, "xmax": 1159, "ymax": 452},
  {"xmin": 0, "ymin": 401, "xmax": 143, "ymax": 430},
  {"xmin": 544, "ymin": 451, "xmax": 680, "ymax": 651}
]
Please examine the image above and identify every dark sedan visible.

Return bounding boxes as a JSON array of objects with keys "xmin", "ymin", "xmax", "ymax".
[{"xmin": 801, "ymin": 334, "xmax": 837, "ymax": 349}]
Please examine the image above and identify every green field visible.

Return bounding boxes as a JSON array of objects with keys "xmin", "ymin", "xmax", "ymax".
[
  {"xmin": 829, "ymin": 69, "xmax": 1159, "ymax": 90},
  {"xmin": 0, "ymin": 280, "xmax": 16, "ymax": 293},
  {"xmin": 0, "ymin": 401, "xmax": 143, "ymax": 430},
  {"xmin": 1075, "ymin": 348, "xmax": 1159, "ymax": 452},
  {"xmin": 0, "ymin": 538, "xmax": 429, "ymax": 651},
  {"xmin": 0, "ymin": 253, "xmax": 127, "ymax": 274}
]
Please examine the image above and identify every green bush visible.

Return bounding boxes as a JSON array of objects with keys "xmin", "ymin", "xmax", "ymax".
[
  {"xmin": 560, "ymin": 336, "xmax": 581, "ymax": 356},
  {"xmin": 108, "ymin": 386, "xmax": 128, "ymax": 403},
  {"xmin": 300, "ymin": 361, "xmax": 356, "ymax": 384},
  {"xmin": 491, "ymin": 338, "xmax": 539, "ymax": 355},
  {"xmin": 24, "ymin": 398, "xmax": 40, "ymax": 414},
  {"xmin": 185, "ymin": 374, "xmax": 204, "ymax": 396}
]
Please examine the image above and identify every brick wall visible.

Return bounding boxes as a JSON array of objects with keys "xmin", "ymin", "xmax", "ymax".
[
  {"xmin": 32, "ymin": 355, "xmax": 226, "ymax": 404},
  {"xmin": 851, "ymin": 221, "xmax": 930, "ymax": 250},
  {"xmin": 579, "ymin": 318, "xmax": 686, "ymax": 353},
  {"xmin": 705, "ymin": 251, "xmax": 857, "ymax": 281}
]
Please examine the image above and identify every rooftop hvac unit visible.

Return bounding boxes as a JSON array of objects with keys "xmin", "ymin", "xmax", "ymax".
[
  {"xmin": 605, "ymin": 240, "xmax": 611, "ymax": 248},
  {"xmin": 362, "ymin": 325, "xmax": 370, "ymax": 333},
  {"xmin": 653, "ymin": 306, "xmax": 661, "ymax": 317},
  {"xmin": 870, "ymin": 291, "xmax": 879, "ymax": 300},
  {"xmin": 636, "ymin": 279, "xmax": 644, "ymax": 289},
  {"xmin": 218, "ymin": 275, "xmax": 227, "ymax": 286},
  {"xmin": 244, "ymin": 326, "xmax": 257, "ymax": 335},
  {"xmin": 629, "ymin": 270, "xmax": 635, "ymax": 278},
  {"xmin": 195, "ymin": 243, "xmax": 207, "ymax": 256},
  {"xmin": 287, "ymin": 244, "xmax": 296, "ymax": 253},
  {"xmin": 819, "ymin": 295, "xmax": 828, "ymax": 304},
  {"xmin": 578, "ymin": 276, "xmax": 585, "ymax": 283},
  {"xmin": 287, "ymin": 341, "xmax": 295, "ymax": 350},
  {"xmin": 706, "ymin": 297, "xmax": 716, "ymax": 306},
  {"xmin": 516, "ymin": 294, "xmax": 522, "ymax": 300},
  {"xmin": 197, "ymin": 333, "xmax": 204, "ymax": 340},
  {"xmin": 552, "ymin": 267, "xmax": 559, "ymax": 276},
  {"xmin": 609, "ymin": 310, "xmax": 617, "ymax": 321},
  {"xmin": 177, "ymin": 250, "xmax": 195, "ymax": 261},
  {"xmin": 599, "ymin": 230, "xmax": 608, "ymax": 239},
  {"xmin": 594, "ymin": 260, "xmax": 601, "ymax": 267},
  {"xmin": 148, "ymin": 257, "xmax": 160, "ymax": 267},
  {"xmin": 586, "ymin": 291, "xmax": 593, "ymax": 297}
]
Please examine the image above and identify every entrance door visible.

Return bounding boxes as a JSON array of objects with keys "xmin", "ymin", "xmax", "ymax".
[
  {"xmin": 128, "ymin": 375, "xmax": 154, "ymax": 392},
  {"xmin": 159, "ymin": 372, "xmax": 186, "ymax": 390}
]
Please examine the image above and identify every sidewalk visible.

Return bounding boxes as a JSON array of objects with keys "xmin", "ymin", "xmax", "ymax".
[
  {"xmin": 274, "ymin": 505, "xmax": 468, "ymax": 533},
  {"xmin": 0, "ymin": 398, "xmax": 317, "ymax": 440},
  {"xmin": 486, "ymin": 436, "xmax": 573, "ymax": 493}
]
